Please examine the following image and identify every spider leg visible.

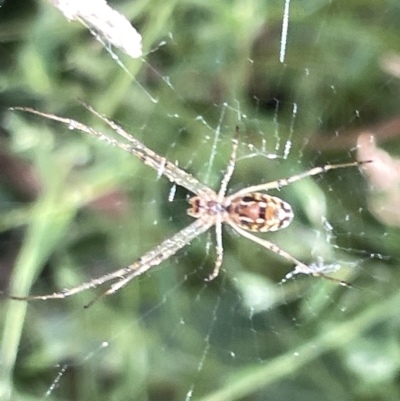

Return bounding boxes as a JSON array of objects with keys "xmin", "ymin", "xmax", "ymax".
[
  {"xmin": 205, "ymin": 217, "xmax": 224, "ymax": 281},
  {"xmin": 10, "ymin": 219, "xmax": 212, "ymax": 305},
  {"xmin": 229, "ymin": 223, "xmax": 350, "ymax": 287},
  {"xmin": 80, "ymin": 102, "xmax": 214, "ymax": 196},
  {"xmin": 8, "ymin": 263, "xmax": 136, "ymax": 302},
  {"xmin": 217, "ymin": 126, "xmax": 239, "ymax": 199},
  {"xmin": 231, "ymin": 160, "xmax": 372, "ymax": 199},
  {"xmin": 12, "ymin": 107, "xmax": 106, "ymax": 143},
  {"xmin": 12, "ymin": 106, "xmax": 213, "ymax": 197},
  {"xmin": 204, "ymin": 126, "xmax": 240, "ymax": 281},
  {"xmin": 84, "ymin": 264, "xmax": 154, "ymax": 308}
]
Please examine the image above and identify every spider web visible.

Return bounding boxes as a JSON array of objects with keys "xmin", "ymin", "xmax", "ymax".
[{"xmin": 1, "ymin": 1, "xmax": 400, "ymax": 401}]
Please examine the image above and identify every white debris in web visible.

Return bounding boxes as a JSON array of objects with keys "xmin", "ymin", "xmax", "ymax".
[
  {"xmin": 284, "ymin": 260, "xmax": 342, "ymax": 282},
  {"xmin": 48, "ymin": 0, "xmax": 142, "ymax": 58}
]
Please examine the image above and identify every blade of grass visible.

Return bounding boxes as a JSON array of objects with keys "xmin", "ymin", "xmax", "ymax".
[{"xmin": 0, "ymin": 179, "xmax": 77, "ymax": 401}]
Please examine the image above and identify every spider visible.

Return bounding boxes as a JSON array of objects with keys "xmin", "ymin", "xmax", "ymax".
[{"xmin": 10, "ymin": 105, "xmax": 370, "ymax": 307}]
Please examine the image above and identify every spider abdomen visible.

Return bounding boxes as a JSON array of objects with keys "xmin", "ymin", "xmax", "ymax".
[{"xmin": 227, "ymin": 193, "xmax": 294, "ymax": 232}]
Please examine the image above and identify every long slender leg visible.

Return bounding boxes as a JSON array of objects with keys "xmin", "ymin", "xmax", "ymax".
[
  {"xmin": 80, "ymin": 103, "xmax": 215, "ymax": 196},
  {"xmin": 217, "ymin": 126, "xmax": 239, "ymax": 199},
  {"xmin": 9, "ymin": 219, "xmax": 212, "ymax": 304},
  {"xmin": 230, "ymin": 160, "xmax": 372, "ymax": 199},
  {"xmin": 205, "ymin": 217, "xmax": 224, "ymax": 281},
  {"xmin": 229, "ymin": 222, "xmax": 350, "ymax": 286},
  {"xmin": 12, "ymin": 107, "xmax": 213, "ymax": 197}
]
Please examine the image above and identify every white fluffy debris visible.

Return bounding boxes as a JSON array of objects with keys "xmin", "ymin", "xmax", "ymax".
[{"xmin": 48, "ymin": 0, "xmax": 142, "ymax": 58}]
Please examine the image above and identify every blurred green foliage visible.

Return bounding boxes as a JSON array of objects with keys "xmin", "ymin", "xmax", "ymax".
[{"xmin": 1, "ymin": 0, "xmax": 400, "ymax": 400}]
